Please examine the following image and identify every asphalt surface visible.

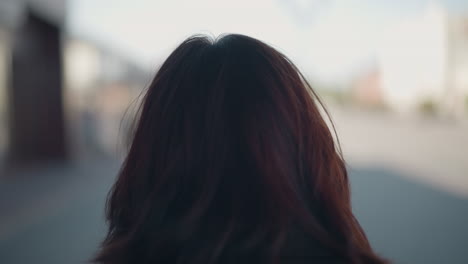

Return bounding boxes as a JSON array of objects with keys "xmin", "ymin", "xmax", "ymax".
[{"xmin": 0, "ymin": 159, "xmax": 467, "ymax": 264}]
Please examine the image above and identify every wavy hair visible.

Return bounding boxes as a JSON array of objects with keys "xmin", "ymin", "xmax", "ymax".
[{"xmin": 94, "ymin": 34, "xmax": 387, "ymax": 264}]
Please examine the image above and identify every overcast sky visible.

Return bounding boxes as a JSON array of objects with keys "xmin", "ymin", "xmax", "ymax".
[{"xmin": 67, "ymin": 0, "xmax": 468, "ymax": 84}]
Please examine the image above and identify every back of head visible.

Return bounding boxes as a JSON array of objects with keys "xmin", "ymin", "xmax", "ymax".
[{"xmin": 94, "ymin": 34, "xmax": 387, "ymax": 264}]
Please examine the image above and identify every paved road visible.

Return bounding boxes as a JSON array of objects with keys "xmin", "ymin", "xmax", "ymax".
[
  {"xmin": 350, "ymin": 166, "xmax": 468, "ymax": 264},
  {"xmin": 0, "ymin": 159, "xmax": 467, "ymax": 264}
]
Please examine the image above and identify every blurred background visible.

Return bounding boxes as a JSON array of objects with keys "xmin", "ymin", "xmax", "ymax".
[{"xmin": 0, "ymin": 0, "xmax": 467, "ymax": 263}]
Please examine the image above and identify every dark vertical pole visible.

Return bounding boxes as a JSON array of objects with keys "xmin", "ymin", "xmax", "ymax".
[{"xmin": 7, "ymin": 11, "xmax": 67, "ymax": 163}]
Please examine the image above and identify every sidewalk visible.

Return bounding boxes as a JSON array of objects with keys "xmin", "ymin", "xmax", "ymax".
[{"xmin": 0, "ymin": 157, "xmax": 120, "ymax": 242}]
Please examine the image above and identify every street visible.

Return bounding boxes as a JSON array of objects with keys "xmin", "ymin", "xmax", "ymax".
[{"xmin": 1, "ymin": 109, "xmax": 467, "ymax": 264}]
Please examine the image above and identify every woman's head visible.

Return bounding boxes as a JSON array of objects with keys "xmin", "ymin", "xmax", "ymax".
[{"xmin": 95, "ymin": 34, "xmax": 386, "ymax": 264}]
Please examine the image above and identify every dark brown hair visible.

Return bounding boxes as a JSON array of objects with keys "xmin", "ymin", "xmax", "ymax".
[{"xmin": 94, "ymin": 34, "xmax": 387, "ymax": 264}]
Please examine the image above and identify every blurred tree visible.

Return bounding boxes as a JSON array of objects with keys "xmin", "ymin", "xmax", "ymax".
[{"xmin": 419, "ymin": 99, "xmax": 438, "ymax": 116}]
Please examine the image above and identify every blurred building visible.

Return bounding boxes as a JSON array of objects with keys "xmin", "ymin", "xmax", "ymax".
[
  {"xmin": 445, "ymin": 15, "xmax": 468, "ymax": 118},
  {"xmin": 0, "ymin": 0, "xmax": 149, "ymax": 166},
  {"xmin": 0, "ymin": 26, "xmax": 9, "ymax": 160},
  {"xmin": 0, "ymin": 0, "xmax": 67, "ymax": 165},
  {"xmin": 351, "ymin": 69, "xmax": 384, "ymax": 108},
  {"xmin": 377, "ymin": 3, "xmax": 468, "ymax": 117},
  {"xmin": 64, "ymin": 37, "xmax": 149, "ymax": 157}
]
